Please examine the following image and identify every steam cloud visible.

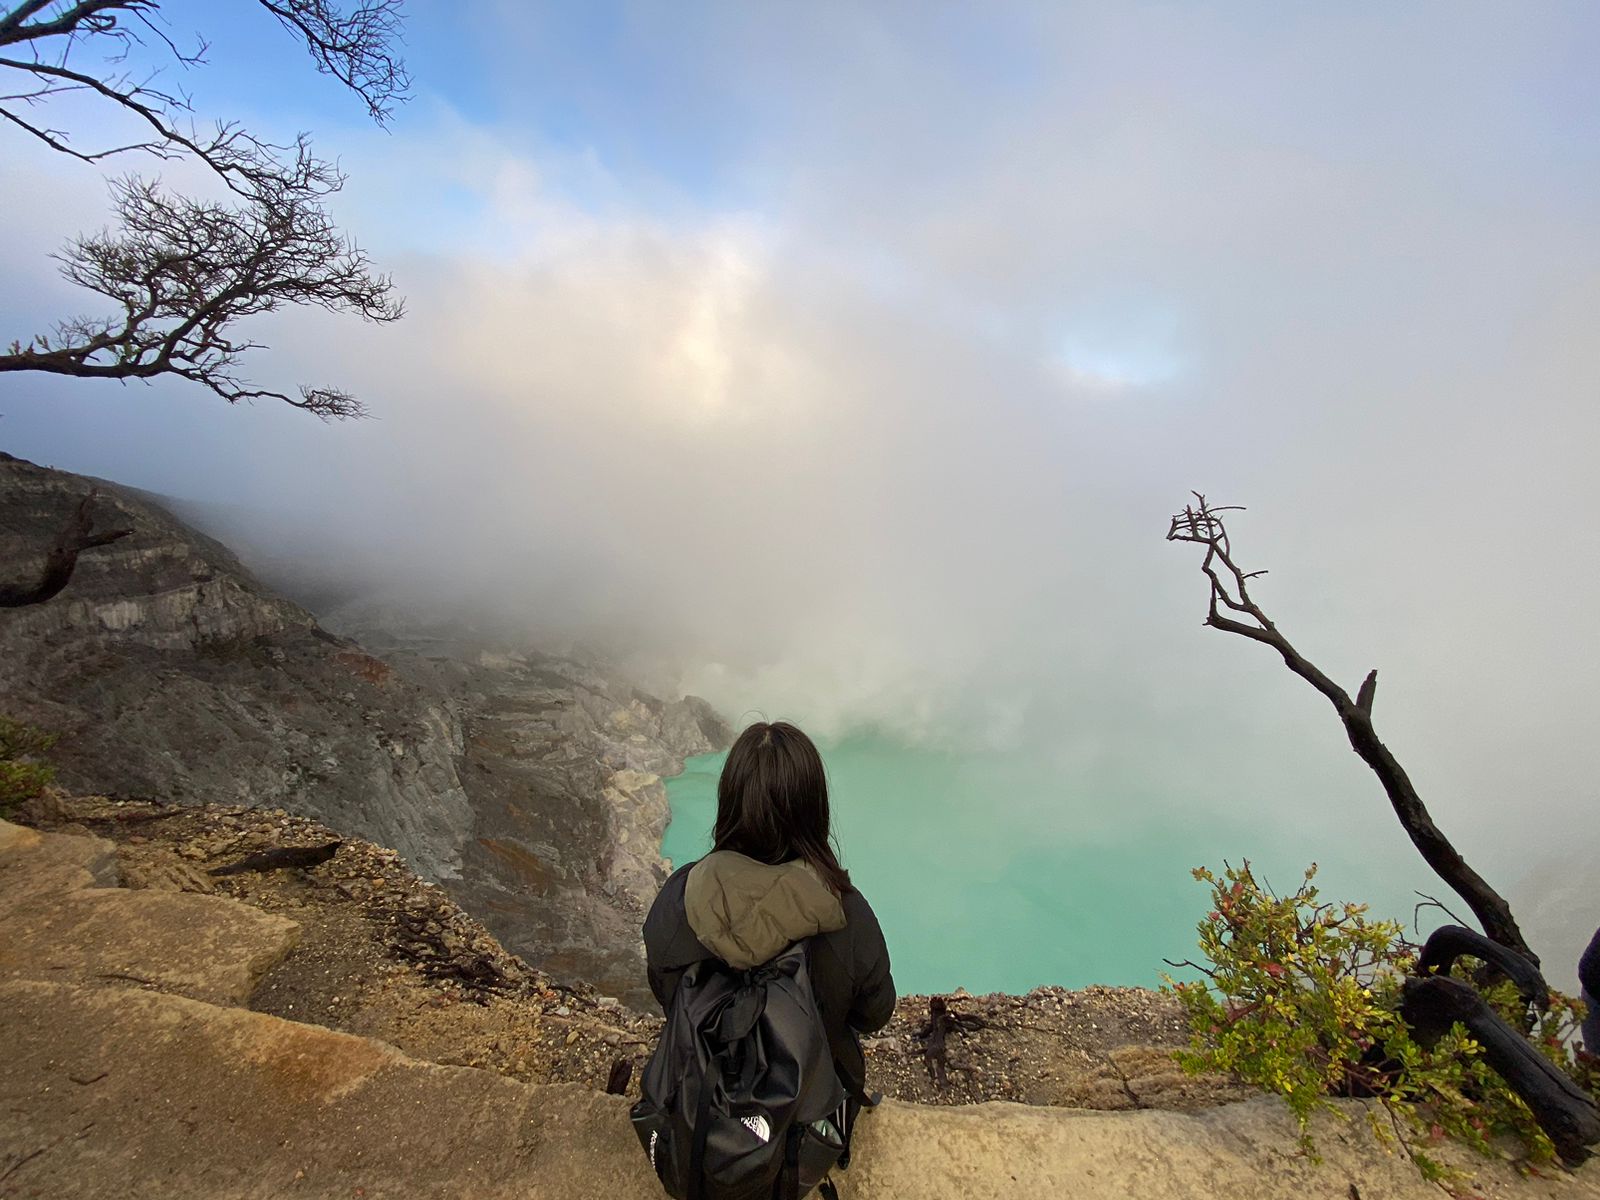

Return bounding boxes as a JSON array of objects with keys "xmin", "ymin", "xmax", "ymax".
[{"xmin": 2, "ymin": 5, "xmax": 1597, "ymax": 978}]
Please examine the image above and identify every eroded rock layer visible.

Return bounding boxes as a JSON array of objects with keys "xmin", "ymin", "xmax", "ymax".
[{"xmin": 0, "ymin": 454, "xmax": 729, "ymax": 1006}]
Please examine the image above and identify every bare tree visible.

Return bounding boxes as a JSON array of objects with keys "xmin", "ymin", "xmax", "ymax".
[
  {"xmin": 0, "ymin": 1, "xmax": 408, "ymax": 417},
  {"xmin": 1167, "ymin": 492, "xmax": 1536, "ymax": 965},
  {"xmin": 0, "ymin": 489, "xmax": 131, "ymax": 607}
]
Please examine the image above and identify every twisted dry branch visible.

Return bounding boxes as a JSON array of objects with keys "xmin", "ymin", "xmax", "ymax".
[
  {"xmin": 0, "ymin": 1, "xmax": 408, "ymax": 415},
  {"xmin": 1166, "ymin": 493, "xmax": 1536, "ymax": 965},
  {"xmin": 0, "ymin": 489, "xmax": 131, "ymax": 607}
]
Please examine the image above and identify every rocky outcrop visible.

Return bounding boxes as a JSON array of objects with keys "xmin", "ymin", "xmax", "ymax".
[
  {"xmin": 862, "ymin": 986, "xmax": 1252, "ymax": 1111},
  {"xmin": 0, "ymin": 820, "xmax": 300, "ymax": 1006},
  {"xmin": 25, "ymin": 978, "xmax": 1598, "ymax": 1200},
  {"xmin": 2, "ymin": 817, "xmax": 1596, "ymax": 1200},
  {"xmin": 0, "ymin": 455, "xmax": 730, "ymax": 1007},
  {"xmin": 305, "ymin": 599, "xmax": 731, "ymax": 1004},
  {"xmin": 17, "ymin": 793, "xmax": 1242, "ymax": 1109},
  {"xmin": 0, "ymin": 454, "xmax": 476, "ymax": 884}
]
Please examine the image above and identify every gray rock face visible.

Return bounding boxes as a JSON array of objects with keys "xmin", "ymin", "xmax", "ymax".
[
  {"xmin": 313, "ymin": 615, "xmax": 732, "ymax": 1005},
  {"xmin": 0, "ymin": 454, "xmax": 477, "ymax": 884},
  {"xmin": 0, "ymin": 455, "xmax": 731, "ymax": 1008}
]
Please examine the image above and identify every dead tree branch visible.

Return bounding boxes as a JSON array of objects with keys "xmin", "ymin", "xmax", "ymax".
[
  {"xmin": 912, "ymin": 996, "xmax": 989, "ymax": 1090},
  {"xmin": 1166, "ymin": 492, "xmax": 1537, "ymax": 964},
  {"xmin": 0, "ymin": 489, "xmax": 131, "ymax": 607},
  {"xmin": 258, "ymin": 0, "xmax": 408, "ymax": 125},
  {"xmin": 0, "ymin": 170, "xmax": 401, "ymax": 417},
  {"xmin": 0, "ymin": 1, "xmax": 408, "ymax": 415}
]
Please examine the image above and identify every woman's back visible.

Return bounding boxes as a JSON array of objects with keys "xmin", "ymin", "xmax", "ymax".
[
  {"xmin": 637, "ymin": 721, "xmax": 894, "ymax": 1196},
  {"xmin": 643, "ymin": 720, "xmax": 895, "ymax": 1093},
  {"xmin": 643, "ymin": 849, "xmax": 895, "ymax": 1094}
]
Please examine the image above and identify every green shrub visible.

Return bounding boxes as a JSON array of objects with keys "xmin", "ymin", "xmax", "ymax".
[
  {"xmin": 0, "ymin": 716, "xmax": 57, "ymax": 817},
  {"xmin": 1163, "ymin": 862, "xmax": 1595, "ymax": 1184}
]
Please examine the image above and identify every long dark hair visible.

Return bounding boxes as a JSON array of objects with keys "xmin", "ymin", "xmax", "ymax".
[{"xmin": 712, "ymin": 721, "xmax": 851, "ymax": 895}]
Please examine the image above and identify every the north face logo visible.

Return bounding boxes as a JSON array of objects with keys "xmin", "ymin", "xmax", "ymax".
[{"xmin": 739, "ymin": 1114, "xmax": 771, "ymax": 1143}]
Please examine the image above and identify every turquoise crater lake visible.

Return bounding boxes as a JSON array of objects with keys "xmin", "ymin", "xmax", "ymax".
[{"xmin": 662, "ymin": 736, "xmax": 1436, "ymax": 997}]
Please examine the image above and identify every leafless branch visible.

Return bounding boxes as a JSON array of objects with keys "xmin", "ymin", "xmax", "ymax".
[
  {"xmin": 0, "ymin": 172, "xmax": 400, "ymax": 417},
  {"xmin": 0, "ymin": 99, "xmax": 166, "ymax": 160},
  {"xmin": 1412, "ymin": 891, "xmax": 1472, "ymax": 937},
  {"xmin": 1167, "ymin": 493, "xmax": 1537, "ymax": 965},
  {"xmin": 0, "ymin": 2, "xmax": 146, "ymax": 48},
  {"xmin": 258, "ymin": 0, "xmax": 409, "ymax": 125},
  {"xmin": 0, "ymin": 0, "xmax": 408, "ymax": 414},
  {"xmin": 0, "ymin": 489, "xmax": 131, "ymax": 607},
  {"xmin": 0, "ymin": 53, "xmax": 338, "ymax": 200}
]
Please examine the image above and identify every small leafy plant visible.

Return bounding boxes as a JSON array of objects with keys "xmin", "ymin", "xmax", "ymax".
[
  {"xmin": 1163, "ymin": 862, "xmax": 1594, "ymax": 1185},
  {"xmin": 0, "ymin": 716, "xmax": 57, "ymax": 817}
]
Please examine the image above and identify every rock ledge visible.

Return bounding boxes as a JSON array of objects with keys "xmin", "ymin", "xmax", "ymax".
[{"xmin": 3, "ymin": 815, "xmax": 1598, "ymax": 1199}]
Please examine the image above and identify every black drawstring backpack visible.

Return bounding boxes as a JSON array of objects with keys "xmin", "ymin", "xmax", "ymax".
[{"xmin": 631, "ymin": 939, "xmax": 857, "ymax": 1200}]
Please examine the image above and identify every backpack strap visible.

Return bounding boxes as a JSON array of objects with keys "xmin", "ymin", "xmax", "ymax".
[
  {"xmin": 836, "ymin": 1089, "xmax": 881, "ymax": 1170},
  {"xmin": 687, "ymin": 1049, "xmax": 726, "ymax": 1200},
  {"xmin": 780, "ymin": 1123, "xmax": 803, "ymax": 1200}
]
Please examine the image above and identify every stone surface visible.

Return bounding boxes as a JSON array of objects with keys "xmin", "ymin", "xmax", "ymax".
[
  {"xmin": 0, "ymin": 455, "xmax": 732, "ymax": 1005},
  {"xmin": 0, "ymin": 889, "xmax": 299, "ymax": 1006},
  {"xmin": 3, "ymin": 977, "xmax": 1597, "ymax": 1200},
  {"xmin": 0, "ymin": 820, "xmax": 120, "ymax": 901},
  {"xmin": 848, "ymin": 1096, "xmax": 1600, "ymax": 1199},
  {"xmin": 863, "ymin": 986, "xmax": 1251, "ymax": 1111},
  {"xmin": 0, "ymin": 818, "xmax": 299, "ymax": 1007},
  {"xmin": 2, "ymin": 812, "xmax": 1595, "ymax": 1198},
  {"xmin": 118, "ymin": 847, "xmax": 217, "ymax": 894},
  {"xmin": 0, "ymin": 453, "xmax": 477, "ymax": 885}
]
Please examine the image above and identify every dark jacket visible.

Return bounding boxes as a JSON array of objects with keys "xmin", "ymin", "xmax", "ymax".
[
  {"xmin": 1581, "ymin": 927, "xmax": 1600, "ymax": 1053},
  {"xmin": 1581, "ymin": 927, "xmax": 1600, "ymax": 1000},
  {"xmin": 642, "ymin": 851, "xmax": 896, "ymax": 1095}
]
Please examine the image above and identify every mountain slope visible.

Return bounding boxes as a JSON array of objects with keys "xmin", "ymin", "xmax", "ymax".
[{"xmin": 0, "ymin": 453, "xmax": 728, "ymax": 1005}]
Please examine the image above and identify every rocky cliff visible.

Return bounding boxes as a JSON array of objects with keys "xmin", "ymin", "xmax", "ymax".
[
  {"xmin": 0, "ymin": 453, "xmax": 730, "ymax": 1006},
  {"xmin": 5, "ymin": 810, "xmax": 1596, "ymax": 1199}
]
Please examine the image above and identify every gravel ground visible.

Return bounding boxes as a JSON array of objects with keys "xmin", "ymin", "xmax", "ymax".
[{"xmin": 20, "ymin": 792, "xmax": 1251, "ymax": 1113}]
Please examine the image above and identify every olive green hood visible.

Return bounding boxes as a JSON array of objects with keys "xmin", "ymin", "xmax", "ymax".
[{"xmin": 684, "ymin": 850, "xmax": 846, "ymax": 969}]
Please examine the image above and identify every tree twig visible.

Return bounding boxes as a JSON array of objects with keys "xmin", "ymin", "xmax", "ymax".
[
  {"xmin": 0, "ymin": 490, "xmax": 131, "ymax": 607},
  {"xmin": 1167, "ymin": 493, "xmax": 1537, "ymax": 965}
]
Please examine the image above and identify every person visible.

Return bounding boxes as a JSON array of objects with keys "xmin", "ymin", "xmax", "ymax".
[
  {"xmin": 1581, "ymin": 926, "xmax": 1600, "ymax": 1055},
  {"xmin": 642, "ymin": 720, "xmax": 896, "ymax": 1148}
]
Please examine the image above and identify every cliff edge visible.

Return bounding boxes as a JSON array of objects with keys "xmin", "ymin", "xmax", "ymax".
[
  {"xmin": 0, "ymin": 454, "xmax": 730, "ymax": 1006},
  {"xmin": 5, "ymin": 814, "xmax": 1598, "ymax": 1199}
]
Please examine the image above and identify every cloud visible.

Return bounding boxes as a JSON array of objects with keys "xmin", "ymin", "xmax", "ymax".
[{"xmin": 2, "ymin": 4, "xmax": 1598, "ymax": 949}]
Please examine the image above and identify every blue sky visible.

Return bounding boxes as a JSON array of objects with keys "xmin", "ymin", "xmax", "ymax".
[
  {"xmin": 4, "ymin": 2, "xmax": 1600, "ymax": 976},
  {"xmin": 31, "ymin": 2, "xmax": 1593, "ymax": 367}
]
